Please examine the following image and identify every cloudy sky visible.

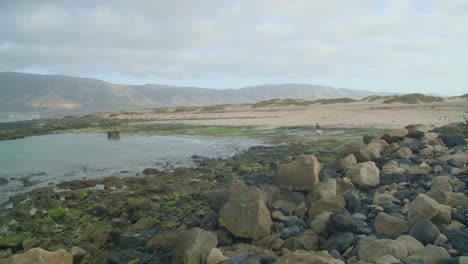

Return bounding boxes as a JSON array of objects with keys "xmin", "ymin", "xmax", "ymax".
[{"xmin": 0, "ymin": 0, "xmax": 467, "ymax": 95}]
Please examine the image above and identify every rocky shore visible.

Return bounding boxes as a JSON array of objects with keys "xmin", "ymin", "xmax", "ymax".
[{"xmin": 0, "ymin": 123, "xmax": 467, "ymax": 264}]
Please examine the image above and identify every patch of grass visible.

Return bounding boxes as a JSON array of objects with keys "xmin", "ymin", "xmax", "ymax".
[
  {"xmin": 382, "ymin": 94, "xmax": 444, "ymax": 104},
  {"xmin": 252, "ymin": 99, "xmax": 314, "ymax": 108}
]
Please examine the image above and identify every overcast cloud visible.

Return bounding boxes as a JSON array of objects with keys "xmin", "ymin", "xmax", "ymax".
[{"xmin": 0, "ymin": 0, "xmax": 467, "ymax": 94}]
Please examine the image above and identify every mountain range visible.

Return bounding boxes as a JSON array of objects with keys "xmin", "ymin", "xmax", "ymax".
[{"xmin": 0, "ymin": 72, "xmax": 390, "ymax": 115}]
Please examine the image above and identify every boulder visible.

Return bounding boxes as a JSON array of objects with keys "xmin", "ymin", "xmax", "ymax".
[
  {"xmin": 382, "ymin": 160, "xmax": 405, "ymax": 175},
  {"xmin": 396, "ymin": 235, "xmax": 424, "ymax": 255},
  {"xmin": 308, "ymin": 178, "xmax": 337, "ymax": 201},
  {"xmin": 395, "ymin": 147, "xmax": 413, "ymax": 159},
  {"xmin": 308, "ymin": 194, "xmax": 346, "ymax": 218},
  {"xmin": 219, "ymin": 181, "xmax": 272, "ymax": 239},
  {"xmin": 438, "ymin": 134, "xmax": 466, "ymax": 147},
  {"xmin": 374, "ymin": 212, "xmax": 409, "ymax": 236},
  {"xmin": 413, "ymin": 245, "xmax": 450, "ymax": 264},
  {"xmin": 0, "ymin": 247, "xmax": 72, "ymax": 264},
  {"xmin": 354, "ymin": 145, "xmax": 381, "ymax": 162},
  {"xmin": 406, "ymin": 162, "xmax": 431, "ymax": 175},
  {"xmin": 409, "ymin": 219, "xmax": 440, "ymax": 245},
  {"xmin": 407, "ymin": 194, "xmax": 451, "ymax": 225},
  {"xmin": 174, "ymin": 228, "xmax": 218, "ymax": 264},
  {"xmin": 358, "ymin": 239, "xmax": 408, "ymax": 263},
  {"xmin": 369, "ymin": 139, "xmax": 390, "ymax": 154},
  {"xmin": 275, "ymin": 155, "xmax": 321, "ymax": 191},
  {"xmin": 345, "ymin": 162, "xmax": 380, "ymax": 189},
  {"xmin": 206, "ymin": 248, "xmax": 228, "ymax": 264},
  {"xmin": 325, "ymin": 232, "xmax": 355, "ymax": 254},
  {"xmin": 271, "ymin": 200, "xmax": 297, "ymax": 216},
  {"xmin": 384, "ymin": 143, "xmax": 400, "ymax": 155},
  {"xmin": 277, "ymin": 250, "xmax": 345, "ymax": 264},
  {"xmin": 332, "ymin": 154, "xmax": 357, "ymax": 172},
  {"xmin": 310, "ymin": 212, "xmax": 332, "ymax": 235},
  {"xmin": 283, "ymin": 231, "xmax": 320, "ymax": 251},
  {"xmin": 436, "ymin": 153, "xmax": 468, "ymax": 164},
  {"xmin": 430, "ymin": 176, "xmax": 453, "ymax": 193},
  {"xmin": 405, "ymin": 124, "xmax": 428, "ymax": 138},
  {"xmin": 381, "ymin": 128, "xmax": 409, "ymax": 143}
]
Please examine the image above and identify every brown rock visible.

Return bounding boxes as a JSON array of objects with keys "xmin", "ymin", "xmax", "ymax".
[
  {"xmin": 374, "ymin": 212, "xmax": 409, "ymax": 236},
  {"xmin": 384, "ymin": 143, "xmax": 400, "ymax": 155},
  {"xmin": 395, "ymin": 147, "xmax": 413, "ymax": 159},
  {"xmin": 308, "ymin": 194, "xmax": 346, "ymax": 218},
  {"xmin": 332, "ymin": 154, "xmax": 357, "ymax": 172},
  {"xmin": 275, "ymin": 155, "xmax": 321, "ymax": 191},
  {"xmin": 0, "ymin": 247, "xmax": 72, "ymax": 264},
  {"xmin": 406, "ymin": 162, "xmax": 431, "ymax": 175},
  {"xmin": 277, "ymin": 250, "xmax": 345, "ymax": 264},
  {"xmin": 436, "ymin": 153, "xmax": 468, "ymax": 164},
  {"xmin": 358, "ymin": 239, "xmax": 408, "ymax": 263},
  {"xmin": 381, "ymin": 128, "xmax": 409, "ymax": 143},
  {"xmin": 219, "ymin": 181, "xmax": 272, "ymax": 239},
  {"xmin": 174, "ymin": 228, "xmax": 218, "ymax": 264},
  {"xmin": 283, "ymin": 231, "xmax": 320, "ymax": 251},
  {"xmin": 310, "ymin": 211, "xmax": 333, "ymax": 235},
  {"xmin": 206, "ymin": 248, "xmax": 228, "ymax": 264},
  {"xmin": 382, "ymin": 160, "xmax": 405, "ymax": 175},
  {"xmin": 345, "ymin": 162, "xmax": 380, "ymax": 189},
  {"xmin": 201, "ymin": 188, "xmax": 230, "ymax": 211},
  {"xmin": 396, "ymin": 235, "xmax": 424, "ymax": 255},
  {"xmin": 407, "ymin": 194, "xmax": 451, "ymax": 225},
  {"xmin": 405, "ymin": 124, "xmax": 428, "ymax": 138},
  {"xmin": 354, "ymin": 145, "xmax": 381, "ymax": 162},
  {"xmin": 413, "ymin": 245, "xmax": 450, "ymax": 264}
]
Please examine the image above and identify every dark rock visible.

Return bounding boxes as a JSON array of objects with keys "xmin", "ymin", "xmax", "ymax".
[
  {"xmin": 91, "ymin": 203, "xmax": 108, "ymax": 217},
  {"xmin": 326, "ymin": 212, "xmax": 364, "ymax": 234},
  {"xmin": 0, "ymin": 177, "xmax": 8, "ymax": 185},
  {"xmin": 106, "ymin": 254, "xmax": 123, "ymax": 264},
  {"xmin": 380, "ymin": 173, "xmax": 409, "ymax": 185},
  {"xmin": 329, "ymin": 249, "xmax": 345, "ymax": 262},
  {"xmin": 280, "ymin": 225, "xmax": 302, "ymax": 240},
  {"xmin": 409, "ymin": 219, "xmax": 441, "ymax": 245},
  {"xmin": 201, "ymin": 188, "xmax": 230, "ymax": 211},
  {"xmin": 276, "ymin": 216, "xmax": 307, "ymax": 228},
  {"xmin": 439, "ymin": 134, "xmax": 466, "ymax": 147},
  {"xmin": 119, "ymin": 233, "xmax": 146, "ymax": 249},
  {"xmin": 319, "ymin": 170, "xmax": 341, "ymax": 182},
  {"xmin": 435, "ymin": 258, "xmax": 458, "ymax": 264},
  {"xmin": 402, "ymin": 259, "xmax": 425, "ymax": 264},
  {"xmin": 394, "ymin": 189, "xmax": 418, "ymax": 202},
  {"xmin": 374, "ymin": 157, "xmax": 393, "ymax": 169},
  {"xmin": 142, "ymin": 168, "xmax": 160, "ymax": 175},
  {"xmin": 107, "ymin": 131, "xmax": 120, "ymax": 140},
  {"xmin": 342, "ymin": 190, "xmax": 361, "ymax": 213},
  {"xmin": 325, "ymin": 232, "xmax": 355, "ymax": 254}
]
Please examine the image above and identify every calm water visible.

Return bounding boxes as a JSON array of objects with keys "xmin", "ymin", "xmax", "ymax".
[
  {"xmin": 0, "ymin": 112, "xmax": 41, "ymax": 123},
  {"xmin": 0, "ymin": 133, "xmax": 265, "ymax": 201}
]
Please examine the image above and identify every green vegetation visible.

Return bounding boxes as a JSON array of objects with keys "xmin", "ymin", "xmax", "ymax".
[
  {"xmin": 201, "ymin": 104, "xmax": 229, "ymax": 112},
  {"xmin": 312, "ymin": 98, "xmax": 358, "ymax": 104},
  {"xmin": 382, "ymin": 94, "xmax": 444, "ymax": 104},
  {"xmin": 252, "ymin": 99, "xmax": 314, "ymax": 108}
]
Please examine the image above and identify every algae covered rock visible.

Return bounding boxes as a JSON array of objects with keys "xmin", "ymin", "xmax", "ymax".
[
  {"xmin": 174, "ymin": 228, "xmax": 218, "ymax": 264},
  {"xmin": 275, "ymin": 155, "xmax": 321, "ymax": 191},
  {"xmin": 81, "ymin": 222, "xmax": 112, "ymax": 248},
  {"xmin": 0, "ymin": 247, "xmax": 72, "ymax": 264},
  {"xmin": 219, "ymin": 181, "xmax": 272, "ymax": 239}
]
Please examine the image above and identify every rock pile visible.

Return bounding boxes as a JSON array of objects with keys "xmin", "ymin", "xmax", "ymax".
[{"xmin": 1, "ymin": 123, "xmax": 467, "ymax": 263}]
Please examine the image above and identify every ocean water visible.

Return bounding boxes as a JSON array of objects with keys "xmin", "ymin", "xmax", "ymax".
[
  {"xmin": 0, "ymin": 133, "xmax": 266, "ymax": 201},
  {"xmin": 0, "ymin": 112, "xmax": 41, "ymax": 123}
]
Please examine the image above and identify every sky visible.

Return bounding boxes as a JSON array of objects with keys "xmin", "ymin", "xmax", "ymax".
[{"xmin": 0, "ymin": 0, "xmax": 467, "ymax": 95}]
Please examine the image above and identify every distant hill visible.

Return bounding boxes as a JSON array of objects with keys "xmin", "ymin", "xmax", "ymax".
[
  {"xmin": 362, "ymin": 94, "xmax": 444, "ymax": 104},
  {"xmin": 0, "ymin": 72, "xmax": 390, "ymax": 115}
]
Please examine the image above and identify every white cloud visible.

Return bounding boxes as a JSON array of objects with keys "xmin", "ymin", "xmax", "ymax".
[{"xmin": 0, "ymin": 0, "xmax": 467, "ymax": 93}]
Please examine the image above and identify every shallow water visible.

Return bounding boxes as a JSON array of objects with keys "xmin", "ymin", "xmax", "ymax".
[
  {"xmin": 0, "ymin": 133, "xmax": 266, "ymax": 201},
  {"xmin": 0, "ymin": 112, "xmax": 41, "ymax": 123}
]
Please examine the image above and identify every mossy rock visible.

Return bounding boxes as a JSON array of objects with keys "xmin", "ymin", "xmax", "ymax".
[
  {"xmin": 79, "ymin": 214, "xmax": 92, "ymax": 224},
  {"xmin": 0, "ymin": 232, "xmax": 33, "ymax": 248},
  {"xmin": 48, "ymin": 208, "xmax": 67, "ymax": 222},
  {"xmin": 22, "ymin": 237, "xmax": 41, "ymax": 250},
  {"xmin": 127, "ymin": 197, "xmax": 145, "ymax": 208},
  {"xmin": 64, "ymin": 209, "xmax": 84, "ymax": 223},
  {"xmin": 160, "ymin": 221, "xmax": 181, "ymax": 229},
  {"xmin": 21, "ymin": 218, "xmax": 55, "ymax": 235},
  {"xmin": 81, "ymin": 222, "xmax": 112, "ymax": 248},
  {"xmin": 129, "ymin": 217, "xmax": 159, "ymax": 231}
]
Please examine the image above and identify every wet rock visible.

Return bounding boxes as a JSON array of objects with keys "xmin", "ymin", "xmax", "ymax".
[
  {"xmin": 345, "ymin": 161, "xmax": 380, "ymax": 189},
  {"xmin": 283, "ymin": 231, "xmax": 320, "ymax": 251},
  {"xmin": 277, "ymin": 250, "xmax": 344, "ymax": 264},
  {"xmin": 438, "ymin": 134, "xmax": 466, "ymax": 147},
  {"xmin": 382, "ymin": 128, "xmax": 409, "ymax": 143},
  {"xmin": 396, "ymin": 147, "xmax": 413, "ymax": 159},
  {"xmin": 201, "ymin": 188, "xmax": 230, "ymax": 211},
  {"xmin": 332, "ymin": 154, "xmax": 357, "ymax": 172},
  {"xmin": 0, "ymin": 177, "xmax": 8, "ymax": 185},
  {"xmin": 342, "ymin": 190, "xmax": 361, "ymax": 213},
  {"xmin": 406, "ymin": 162, "xmax": 431, "ymax": 175},
  {"xmin": 396, "ymin": 235, "xmax": 424, "ymax": 255},
  {"xmin": 374, "ymin": 212, "xmax": 410, "ymax": 236},
  {"xmin": 325, "ymin": 232, "xmax": 355, "ymax": 254},
  {"xmin": 219, "ymin": 181, "xmax": 272, "ymax": 239},
  {"xmin": 275, "ymin": 155, "xmax": 321, "ymax": 191},
  {"xmin": 358, "ymin": 239, "xmax": 408, "ymax": 263},
  {"xmin": 409, "ymin": 219, "xmax": 440, "ymax": 245},
  {"xmin": 81, "ymin": 222, "xmax": 112, "ymax": 248},
  {"xmin": 119, "ymin": 233, "xmax": 146, "ymax": 249},
  {"xmin": 107, "ymin": 131, "xmax": 120, "ymax": 140},
  {"xmin": 0, "ymin": 247, "xmax": 72, "ymax": 264},
  {"xmin": 413, "ymin": 245, "xmax": 450, "ymax": 264},
  {"xmin": 174, "ymin": 228, "xmax": 217, "ymax": 264}
]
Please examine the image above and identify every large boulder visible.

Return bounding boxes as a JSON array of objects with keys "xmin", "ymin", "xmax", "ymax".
[
  {"xmin": 331, "ymin": 154, "xmax": 357, "ymax": 172},
  {"xmin": 381, "ymin": 128, "xmax": 409, "ymax": 143},
  {"xmin": 358, "ymin": 239, "xmax": 408, "ymax": 263},
  {"xmin": 219, "ymin": 181, "xmax": 272, "ymax": 239},
  {"xmin": 277, "ymin": 250, "xmax": 344, "ymax": 264},
  {"xmin": 395, "ymin": 147, "xmax": 413, "ymax": 159},
  {"xmin": 374, "ymin": 212, "xmax": 409, "ymax": 236},
  {"xmin": 396, "ymin": 235, "xmax": 424, "ymax": 255},
  {"xmin": 407, "ymin": 194, "xmax": 452, "ymax": 225},
  {"xmin": 308, "ymin": 194, "xmax": 346, "ymax": 218},
  {"xmin": 406, "ymin": 162, "xmax": 431, "ymax": 175},
  {"xmin": 413, "ymin": 245, "xmax": 450, "ymax": 264},
  {"xmin": 345, "ymin": 162, "xmax": 380, "ymax": 189},
  {"xmin": 275, "ymin": 155, "xmax": 321, "ymax": 191},
  {"xmin": 174, "ymin": 228, "xmax": 218, "ymax": 264},
  {"xmin": 354, "ymin": 145, "xmax": 381, "ymax": 162},
  {"xmin": 0, "ymin": 247, "xmax": 72, "ymax": 264}
]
